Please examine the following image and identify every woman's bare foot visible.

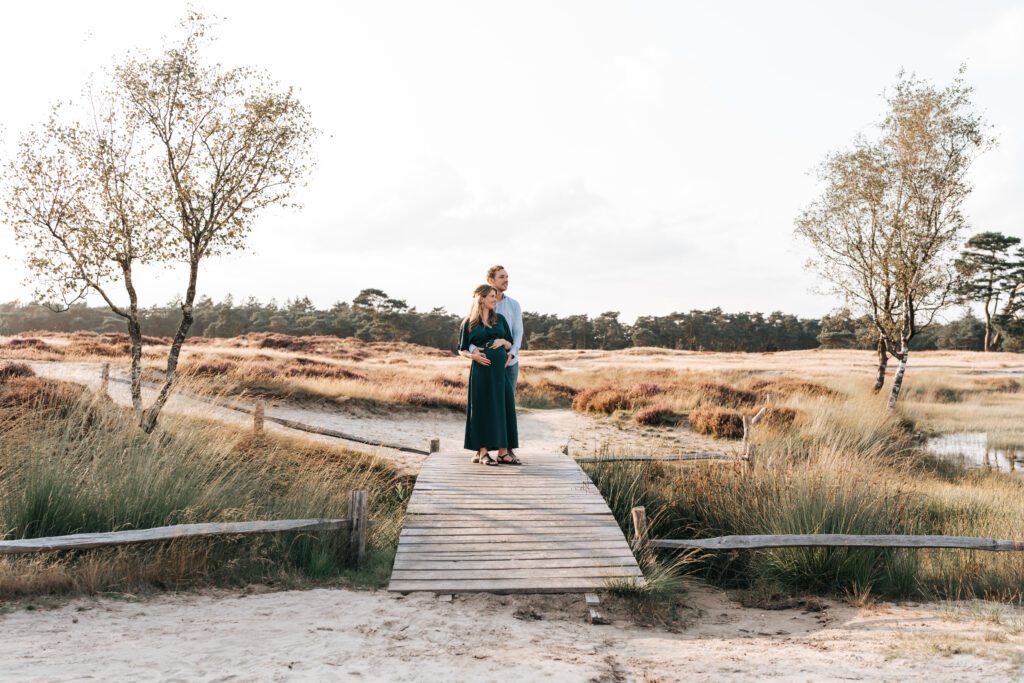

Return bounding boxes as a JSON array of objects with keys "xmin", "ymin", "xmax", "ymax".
[{"xmin": 472, "ymin": 448, "xmax": 487, "ymax": 463}]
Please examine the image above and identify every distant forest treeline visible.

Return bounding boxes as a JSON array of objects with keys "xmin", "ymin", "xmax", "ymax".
[{"xmin": 0, "ymin": 289, "xmax": 1003, "ymax": 353}]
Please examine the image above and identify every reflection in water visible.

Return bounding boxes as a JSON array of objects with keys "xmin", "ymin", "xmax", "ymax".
[{"xmin": 926, "ymin": 432, "xmax": 1024, "ymax": 474}]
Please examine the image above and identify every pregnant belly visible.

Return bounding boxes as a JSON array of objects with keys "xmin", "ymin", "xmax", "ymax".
[{"xmin": 485, "ymin": 347, "xmax": 507, "ymax": 364}]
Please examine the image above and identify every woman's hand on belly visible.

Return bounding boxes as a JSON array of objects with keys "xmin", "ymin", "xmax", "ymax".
[{"xmin": 484, "ymin": 347, "xmax": 507, "ymax": 365}]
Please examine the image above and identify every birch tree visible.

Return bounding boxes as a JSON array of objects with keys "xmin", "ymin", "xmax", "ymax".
[
  {"xmin": 2, "ymin": 13, "xmax": 315, "ymax": 431},
  {"xmin": 796, "ymin": 68, "xmax": 994, "ymax": 408}
]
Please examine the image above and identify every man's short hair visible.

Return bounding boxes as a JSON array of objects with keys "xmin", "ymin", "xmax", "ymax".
[{"xmin": 486, "ymin": 264, "xmax": 506, "ymax": 281}]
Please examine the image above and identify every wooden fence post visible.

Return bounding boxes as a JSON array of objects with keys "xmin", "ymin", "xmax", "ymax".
[
  {"xmin": 631, "ymin": 506, "xmax": 650, "ymax": 561},
  {"xmin": 253, "ymin": 400, "xmax": 264, "ymax": 435},
  {"xmin": 348, "ymin": 489, "xmax": 369, "ymax": 565},
  {"xmin": 99, "ymin": 363, "xmax": 110, "ymax": 397},
  {"xmin": 428, "ymin": 437, "xmax": 440, "ymax": 454},
  {"xmin": 742, "ymin": 415, "xmax": 752, "ymax": 461}
]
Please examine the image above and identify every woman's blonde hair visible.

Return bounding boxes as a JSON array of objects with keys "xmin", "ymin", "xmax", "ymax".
[{"xmin": 466, "ymin": 284, "xmax": 497, "ymax": 330}]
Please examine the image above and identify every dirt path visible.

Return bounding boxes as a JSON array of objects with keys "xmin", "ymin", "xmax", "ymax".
[
  {"xmin": 2, "ymin": 583, "xmax": 1021, "ymax": 681},
  {"xmin": 24, "ymin": 361, "xmax": 737, "ymax": 474}
]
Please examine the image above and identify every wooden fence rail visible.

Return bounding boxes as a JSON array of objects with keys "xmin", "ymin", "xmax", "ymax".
[
  {"xmin": 649, "ymin": 534, "xmax": 1024, "ymax": 552},
  {"xmin": 629, "ymin": 507, "xmax": 1024, "ymax": 554},
  {"xmin": 576, "ymin": 454, "xmax": 739, "ymax": 464},
  {"xmin": 1, "ymin": 490, "xmax": 374, "ymax": 565},
  {"xmin": 105, "ymin": 373, "xmax": 437, "ymax": 455}
]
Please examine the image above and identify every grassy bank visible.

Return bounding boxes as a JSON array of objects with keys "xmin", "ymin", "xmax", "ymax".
[
  {"xmin": 586, "ymin": 376, "xmax": 1024, "ymax": 603},
  {"xmin": 0, "ymin": 370, "xmax": 410, "ymax": 600}
]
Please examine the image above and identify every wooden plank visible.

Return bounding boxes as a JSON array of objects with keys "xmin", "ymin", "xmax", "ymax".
[
  {"xmin": 0, "ymin": 518, "xmax": 349, "ymax": 556},
  {"xmin": 414, "ymin": 493, "xmax": 601, "ymax": 499},
  {"xmin": 403, "ymin": 519, "xmax": 621, "ymax": 530},
  {"xmin": 395, "ymin": 548, "xmax": 638, "ymax": 561},
  {"xmin": 404, "ymin": 510, "xmax": 614, "ymax": 517},
  {"xmin": 391, "ymin": 566, "xmax": 642, "ymax": 580},
  {"xmin": 402, "ymin": 516, "xmax": 616, "ymax": 524},
  {"xmin": 388, "ymin": 577, "xmax": 612, "ymax": 593},
  {"xmin": 407, "ymin": 505, "xmax": 611, "ymax": 513},
  {"xmin": 401, "ymin": 525, "xmax": 623, "ymax": 535},
  {"xmin": 395, "ymin": 540, "xmax": 632, "ymax": 553},
  {"xmin": 651, "ymin": 534, "xmax": 1024, "ymax": 552},
  {"xmin": 393, "ymin": 558, "xmax": 641, "ymax": 571},
  {"xmin": 398, "ymin": 532, "xmax": 626, "ymax": 544}
]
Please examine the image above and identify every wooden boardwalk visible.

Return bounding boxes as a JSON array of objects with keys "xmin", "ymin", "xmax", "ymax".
[{"xmin": 388, "ymin": 451, "xmax": 643, "ymax": 593}]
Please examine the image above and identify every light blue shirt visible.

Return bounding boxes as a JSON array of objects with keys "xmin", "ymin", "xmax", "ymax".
[
  {"xmin": 468, "ymin": 294, "xmax": 524, "ymax": 366},
  {"xmin": 497, "ymin": 295, "xmax": 523, "ymax": 366}
]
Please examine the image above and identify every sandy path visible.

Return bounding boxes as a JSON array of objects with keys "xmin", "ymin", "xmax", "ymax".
[
  {"xmin": 2, "ymin": 584, "xmax": 1021, "ymax": 681},
  {"xmin": 23, "ymin": 361, "xmax": 736, "ymax": 474}
]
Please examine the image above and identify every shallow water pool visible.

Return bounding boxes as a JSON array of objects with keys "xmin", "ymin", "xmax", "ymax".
[{"xmin": 925, "ymin": 431, "xmax": 1024, "ymax": 474}]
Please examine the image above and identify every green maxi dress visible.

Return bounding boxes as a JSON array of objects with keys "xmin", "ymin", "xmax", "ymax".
[{"xmin": 459, "ymin": 314, "xmax": 519, "ymax": 451}]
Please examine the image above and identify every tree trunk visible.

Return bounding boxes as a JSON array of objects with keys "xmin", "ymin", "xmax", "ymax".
[
  {"xmin": 983, "ymin": 305, "xmax": 993, "ymax": 352},
  {"xmin": 887, "ymin": 340, "xmax": 909, "ymax": 411},
  {"xmin": 122, "ymin": 266, "xmax": 145, "ymax": 420},
  {"xmin": 127, "ymin": 316, "xmax": 144, "ymax": 419},
  {"xmin": 872, "ymin": 337, "xmax": 889, "ymax": 393},
  {"xmin": 140, "ymin": 260, "xmax": 199, "ymax": 433}
]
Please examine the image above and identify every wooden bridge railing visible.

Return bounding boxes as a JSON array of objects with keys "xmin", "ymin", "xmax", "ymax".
[{"xmin": 1, "ymin": 490, "xmax": 374, "ymax": 565}]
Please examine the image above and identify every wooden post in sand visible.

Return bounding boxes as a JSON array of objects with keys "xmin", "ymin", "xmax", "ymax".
[
  {"xmin": 99, "ymin": 363, "xmax": 110, "ymax": 397},
  {"xmin": 348, "ymin": 489, "xmax": 369, "ymax": 565},
  {"xmin": 631, "ymin": 506, "xmax": 650, "ymax": 561},
  {"xmin": 253, "ymin": 400, "xmax": 264, "ymax": 435},
  {"xmin": 428, "ymin": 437, "xmax": 440, "ymax": 454},
  {"xmin": 742, "ymin": 415, "xmax": 752, "ymax": 463},
  {"xmin": 744, "ymin": 406, "xmax": 767, "ymax": 468}
]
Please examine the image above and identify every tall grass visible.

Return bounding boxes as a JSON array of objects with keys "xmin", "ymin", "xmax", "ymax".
[
  {"xmin": 586, "ymin": 383, "xmax": 1024, "ymax": 602},
  {"xmin": 0, "ymin": 375, "xmax": 410, "ymax": 599}
]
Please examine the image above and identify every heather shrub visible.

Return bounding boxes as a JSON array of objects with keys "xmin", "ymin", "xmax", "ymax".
[
  {"xmin": 694, "ymin": 382, "xmax": 757, "ymax": 408},
  {"xmin": 634, "ymin": 405, "xmax": 684, "ymax": 427},
  {"xmin": 0, "ymin": 361, "xmax": 35, "ymax": 382},
  {"xmin": 689, "ymin": 406, "xmax": 745, "ymax": 439}
]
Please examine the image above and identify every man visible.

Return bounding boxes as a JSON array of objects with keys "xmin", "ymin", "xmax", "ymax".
[{"xmin": 486, "ymin": 264, "xmax": 523, "ymax": 390}]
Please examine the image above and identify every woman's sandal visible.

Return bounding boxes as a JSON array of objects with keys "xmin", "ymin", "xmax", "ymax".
[
  {"xmin": 497, "ymin": 452, "xmax": 522, "ymax": 465},
  {"xmin": 480, "ymin": 453, "xmax": 499, "ymax": 466}
]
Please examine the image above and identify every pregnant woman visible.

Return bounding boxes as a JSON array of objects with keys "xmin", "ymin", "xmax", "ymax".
[{"xmin": 458, "ymin": 284, "xmax": 520, "ymax": 466}]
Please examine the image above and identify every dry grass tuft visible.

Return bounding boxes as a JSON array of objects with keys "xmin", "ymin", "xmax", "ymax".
[
  {"xmin": 744, "ymin": 378, "xmax": 837, "ymax": 398},
  {"xmin": 693, "ymin": 382, "xmax": 757, "ymax": 408},
  {"xmin": 1, "ymin": 337, "xmax": 53, "ymax": 351},
  {"xmin": 433, "ymin": 375, "xmax": 466, "ymax": 389},
  {"xmin": 980, "ymin": 378, "xmax": 1022, "ymax": 394},
  {"xmin": 66, "ymin": 341, "xmax": 130, "ymax": 358},
  {"xmin": 573, "ymin": 383, "xmax": 666, "ymax": 415},
  {"xmin": 689, "ymin": 405, "xmax": 745, "ymax": 439},
  {"xmin": 0, "ymin": 361, "xmax": 35, "ymax": 382},
  {"xmin": 760, "ymin": 406, "xmax": 798, "ymax": 429},
  {"xmin": 633, "ymin": 405, "xmax": 684, "ymax": 427}
]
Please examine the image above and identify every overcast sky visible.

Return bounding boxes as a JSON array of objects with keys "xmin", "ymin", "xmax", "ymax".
[{"xmin": 1, "ymin": 1, "xmax": 1023, "ymax": 322}]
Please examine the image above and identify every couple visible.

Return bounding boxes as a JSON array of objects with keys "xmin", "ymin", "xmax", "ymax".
[{"xmin": 457, "ymin": 265, "xmax": 523, "ymax": 466}]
